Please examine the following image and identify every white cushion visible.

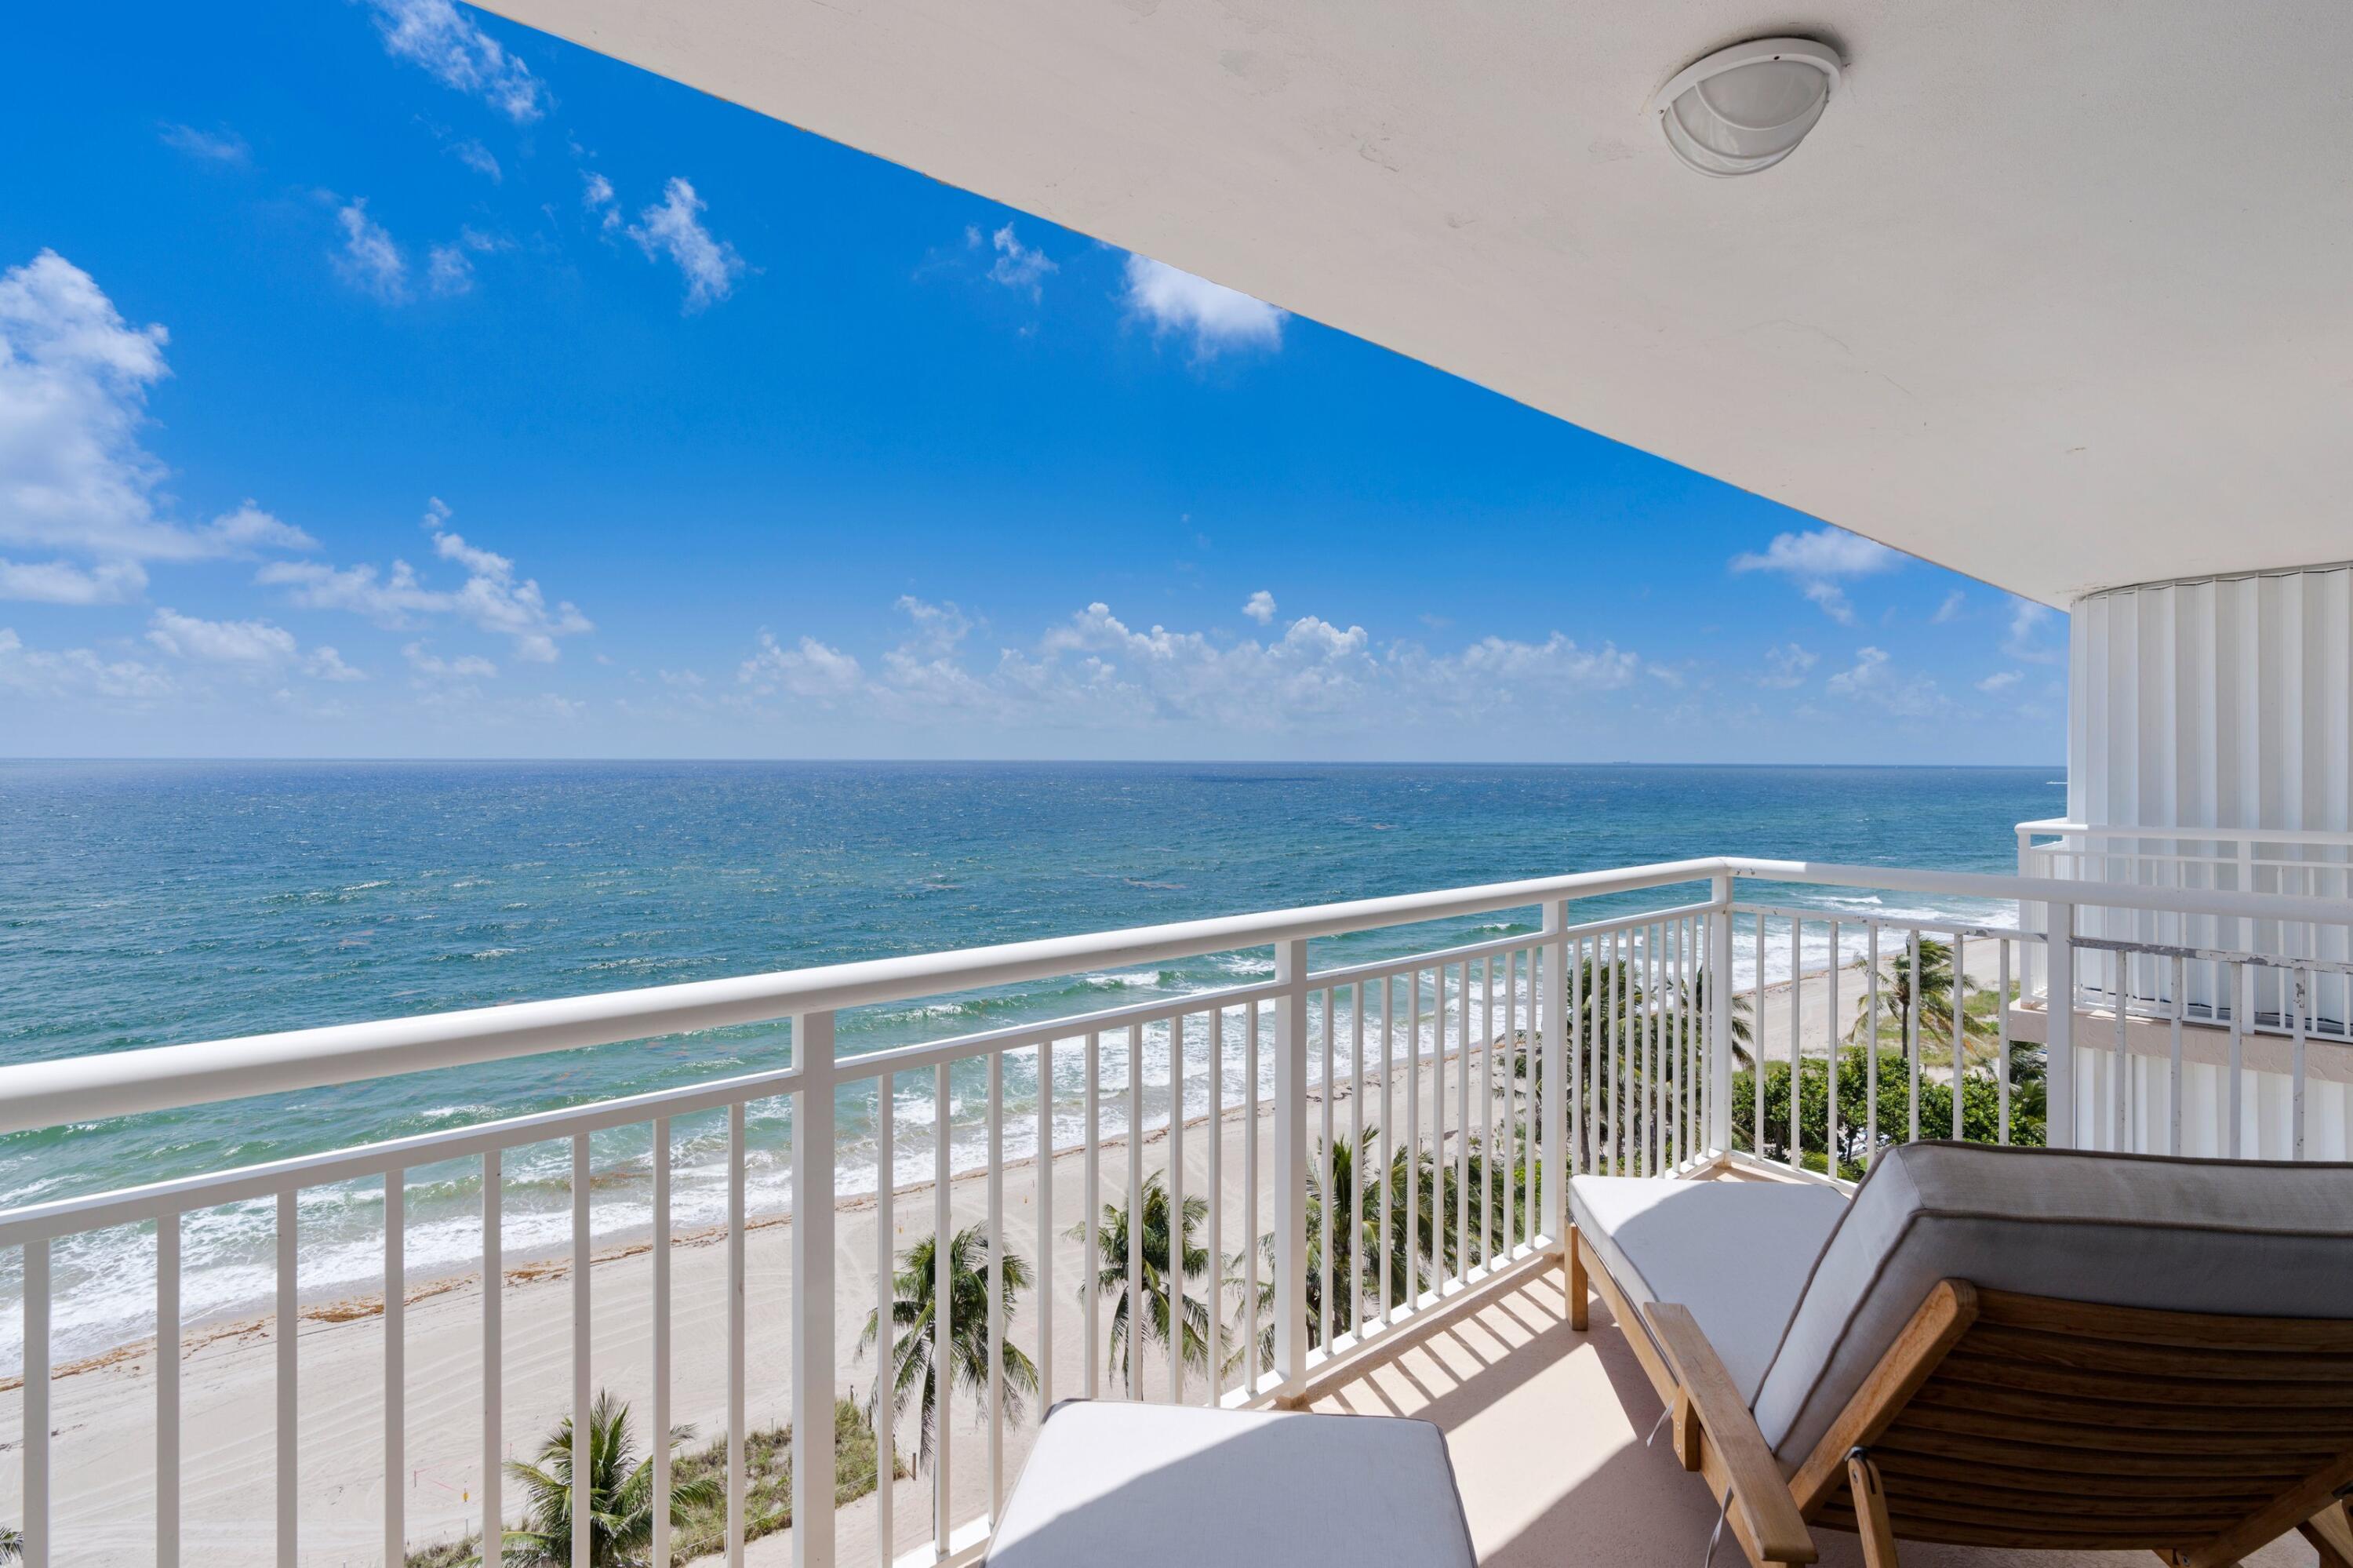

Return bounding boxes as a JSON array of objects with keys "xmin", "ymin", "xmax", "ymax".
[
  {"xmin": 1751, "ymin": 1142, "xmax": 2353, "ymax": 1470},
  {"xmin": 986, "ymin": 1401, "xmax": 1475, "ymax": 1568},
  {"xmin": 1569, "ymin": 1173, "xmax": 1850, "ymax": 1401}
]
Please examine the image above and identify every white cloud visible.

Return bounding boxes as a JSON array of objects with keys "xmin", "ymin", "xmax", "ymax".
[
  {"xmin": 1757, "ymin": 642, "xmax": 1818, "ymax": 689},
  {"xmin": 259, "ymin": 498, "xmax": 590, "ymax": 661},
  {"xmin": 159, "ymin": 124, "xmax": 249, "ymax": 165},
  {"xmin": 364, "ymin": 0, "xmax": 547, "ymax": 122},
  {"xmin": 980, "ymin": 224, "xmax": 1055, "ymax": 299},
  {"xmin": 2003, "ymin": 598, "xmax": 2063, "ymax": 663},
  {"xmin": 147, "ymin": 607, "xmax": 296, "ymax": 665},
  {"xmin": 1977, "ymin": 670, "xmax": 2023, "ymax": 693},
  {"xmin": 730, "ymin": 596, "xmax": 1645, "ymax": 737},
  {"xmin": 628, "ymin": 179, "xmax": 744, "ymax": 311},
  {"xmin": 0, "ymin": 626, "xmax": 173, "ymax": 701},
  {"xmin": 333, "ymin": 201, "xmax": 407, "ymax": 303},
  {"xmin": 208, "ymin": 500, "xmax": 317, "ymax": 552},
  {"xmin": 450, "ymin": 140, "xmax": 501, "ymax": 182},
  {"xmin": 739, "ymin": 631, "xmax": 864, "ymax": 702},
  {"xmin": 1931, "ymin": 590, "xmax": 1966, "ymax": 624},
  {"xmin": 0, "ymin": 558, "xmax": 147, "ymax": 604},
  {"xmin": 582, "ymin": 172, "xmax": 620, "ymax": 231},
  {"xmin": 1729, "ymin": 526, "xmax": 1904, "ymax": 625},
  {"xmin": 404, "ymin": 640, "xmax": 496, "ymax": 680},
  {"xmin": 1122, "ymin": 256, "xmax": 1284, "ymax": 356},
  {"xmin": 427, "ymin": 243, "xmax": 474, "ymax": 297},
  {"xmin": 1826, "ymin": 646, "xmax": 1947, "ymax": 719},
  {"xmin": 1, "ymin": 254, "xmax": 321, "ymax": 583},
  {"xmin": 1242, "ymin": 590, "xmax": 1276, "ymax": 624},
  {"xmin": 305, "ymin": 645, "xmax": 366, "ymax": 682}
]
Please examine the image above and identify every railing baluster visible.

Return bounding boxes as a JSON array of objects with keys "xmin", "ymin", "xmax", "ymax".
[
  {"xmin": 1126, "ymin": 1028, "xmax": 1143, "ymax": 1395},
  {"xmin": 24, "ymin": 1237, "xmax": 49, "ymax": 1568},
  {"xmin": 1569, "ymin": 932, "xmax": 1585, "ymax": 1177},
  {"xmin": 729, "ymin": 1101, "xmax": 747, "ymax": 1567},
  {"xmin": 987, "ymin": 1043, "xmax": 1005, "ymax": 1512},
  {"xmin": 1996, "ymin": 945, "xmax": 2013, "ymax": 1146},
  {"xmin": 1499, "ymin": 958, "xmax": 1516, "ymax": 1250},
  {"xmin": 1907, "ymin": 929, "xmax": 1924, "ymax": 1147},
  {"xmin": 1272, "ymin": 938, "xmax": 1311, "ymax": 1398},
  {"xmin": 792, "ymin": 1010, "xmax": 842, "ymax": 1568},
  {"xmin": 1204, "ymin": 1010, "xmax": 1222, "ymax": 1402},
  {"xmin": 2169, "ymin": 955, "xmax": 2186, "ymax": 1156},
  {"xmin": 1453, "ymin": 961, "xmax": 1469, "ymax": 1279},
  {"xmin": 1482, "ymin": 954, "xmax": 1497, "ymax": 1263},
  {"xmin": 1406, "ymin": 967, "xmax": 1423, "ymax": 1303},
  {"xmin": 931, "ymin": 1062, "xmax": 951, "ymax": 1549},
  {"xmin": 1826, "ymin": 922, "xmax": 1840, "ymax": 1167},
  {"xmin": 1344, "ymin": 981, "xmax": 1358, "ymax": 1341},
  {"xmin": 276, "ymin": 1190, "xmax": 296, "ymax": 1568},
  {"xmin": 1035, "ymin": 1041, "xmax": 1053, "ymax": 1414},
  {"xmin": 572, "ymin": 1135, "xmax": 593, "ymax": 1568},
  {"xmin": 1167, "ymin": 1017, "xmax": 1184, "ymax": 1407},
  {"xmin": 2114, "ymin": 949, "xmax": 2130, "ymax": 1152},
  {"xmin": 1865, "ymin": 924, "xmax": 1880, "ymax": 1168},
  {"xmin": 1379, "ymin": 976, "xmax": 1395, "ymax": 1322},
  {"xmin": 1657, "ymin": 922, "xmax": 1675, "ymax": 1167},
  {"xmin": 2228, "ymin": 963, "xmax": 2246, "ymax": 1158},
  {"xmin": 486, "ymin": 1148, "xmax": 504, "ymax": 1568},
  {"xmin": 1243, "ymin": 1006, "xmax": 1260, "ymax": 1394},
  {"xmin": 2293, "ymin": 966, "xmax": 2310, "ymax": 1162},
  {"xmin": 873, "ymin": 1081, "xmax": 893, "ymax": 1568},
  {"xmin": 1083, "ymin": 1031, "xmax": 1100, "ymax": 1402},
  {"xmin": 158, "ymin": 1209, "xmax": 180, "ymax": 1568},
  {"xmin": 1751, "ymin": 915, "xmax": 1766, "ymax": 1165},
  {"xmin": 1788, "ymin": 919, "xmax": 1802, "ymax": 1173},
  {"xmin": 1951, "ymin": 930, "xmax": 1966, "ymax": 1143},
  {"xmin": 388, "ymin": 1166, "xmax": 407, "ymax": 1568}
]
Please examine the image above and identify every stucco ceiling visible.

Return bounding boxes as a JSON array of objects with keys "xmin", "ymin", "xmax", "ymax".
[{"xmin": 477, "ymin": 0, "xmax": 2353, "ymax": 606}]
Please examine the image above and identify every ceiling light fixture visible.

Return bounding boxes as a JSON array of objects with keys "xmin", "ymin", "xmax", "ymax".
[{"xmin": 1649, "ymin": 38, "xmax": 1841, "ymax": 177}]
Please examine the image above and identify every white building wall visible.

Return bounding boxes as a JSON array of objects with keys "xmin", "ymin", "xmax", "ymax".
[
  {"xmin": 2070, "ymin": 565, "xmax": 2353, "ymax": 835},
  {"xmin": 2064, "ymin": 563, "xmax": 2353, "ymax": 1156}
]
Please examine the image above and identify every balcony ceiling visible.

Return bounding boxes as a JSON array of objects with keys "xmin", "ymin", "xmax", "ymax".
[{"xmin": 478, "ymin": 0, "xmax": 2353, "ymax": 606}]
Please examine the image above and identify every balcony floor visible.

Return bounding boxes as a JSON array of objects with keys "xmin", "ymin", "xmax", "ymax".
[{"xmin": 1305, "ymin": 1267, "xmax": 2320, "ymax": 1568}]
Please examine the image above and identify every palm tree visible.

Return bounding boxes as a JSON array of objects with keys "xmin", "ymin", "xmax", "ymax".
[
  {"xmin": 502, "ymin": 1390, "xmax": 718, "ymax": 1567},
  {"xmin": 0, "ymin": 1524, "xmax": 20, "ymax": 1564},
  {"xmin": 1849, "ymin": 937, "xmax": 1994, "ymax": 1059},
  {"xmin": 858, "ymin": 1224, "xmax": 1037, "ymax": 1472},
  {"xmin": 1237, "ymin": 1130, "xmax": 1513, "ymax": 1368},
  {"xmin": 1073, "ymin": 1170, "xmax": 1213, "ymax": 1387}
]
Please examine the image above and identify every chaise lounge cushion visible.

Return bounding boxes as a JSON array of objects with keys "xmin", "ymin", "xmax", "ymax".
[
  {"xmin": 986, "ymin": 1401, "xmax": 1476, "ymax": 1568},
  {"xmin": 1569, "ymin": 1173, "xmax": 1850, "ymax": 1402},
  {"xmin": 1750, "ymin": 1142, "xmax": 2353, "ymax": 1470}
]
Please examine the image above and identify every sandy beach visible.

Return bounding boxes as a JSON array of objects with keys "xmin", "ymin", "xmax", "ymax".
[{"xmin": 0, "ymin": 948, "xmax": 2010, "ymax": 1566}]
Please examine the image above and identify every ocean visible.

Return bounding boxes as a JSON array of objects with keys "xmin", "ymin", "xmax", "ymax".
[{"xmin": 0, "ymin": 760, "xmax": 2060, "ymax": 1363}]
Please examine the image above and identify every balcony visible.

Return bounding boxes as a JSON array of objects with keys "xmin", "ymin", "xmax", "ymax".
[{"xmin": 2, "ymin": 848, "xmax": 2348, "ymax": 1567}]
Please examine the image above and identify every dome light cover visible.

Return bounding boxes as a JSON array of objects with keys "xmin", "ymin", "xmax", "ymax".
[{"xmin": 1649, "ymin": 38, "xmax": 1841, "ymax": 177}]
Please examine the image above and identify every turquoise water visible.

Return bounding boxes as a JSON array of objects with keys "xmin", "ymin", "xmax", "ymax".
[{"xmin": 0, "ymin": 760, "xmax": 2060, "ymax": 1360}]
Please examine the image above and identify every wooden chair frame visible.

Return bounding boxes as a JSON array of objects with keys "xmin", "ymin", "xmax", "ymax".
[{"xmin": 1567, "ymin": 1225, "xmax": 2353, "ymax": 1568}]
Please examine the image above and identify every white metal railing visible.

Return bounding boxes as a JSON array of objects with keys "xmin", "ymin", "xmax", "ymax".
[
  {"xmin": 2016, "ymin": 816, "xmax": 2353, "ymax": 1075},
  {"xmin": 2, "ymin": 855, "xmax": 2351, "ymax": 1567}
]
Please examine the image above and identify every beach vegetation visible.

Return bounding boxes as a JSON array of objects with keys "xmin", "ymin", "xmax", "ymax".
[
  {"xmin": 406, "ymin": 1395, "xmax": 890, "ymax": 1567},
  {"xmin": 858, "ymin": 1223, "xmax": 1037, "ymax": 1473},
  {"xmin": 1072, "ymin": 1170, "xmax": 1215, "ymax": 1386},
  {"xmin": 1733, "ymin": 1042, "xmax": 2047, "ymax": 1179}
]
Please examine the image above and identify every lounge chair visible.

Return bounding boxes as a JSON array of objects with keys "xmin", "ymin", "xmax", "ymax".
[
  {"xmin": 984, "ymin": 1399, "xmax": 1477, "ymax": 1568},
  {"xmin": 1566, "ymin": 1142, "xmax": 2353, "ymax": 1568}
]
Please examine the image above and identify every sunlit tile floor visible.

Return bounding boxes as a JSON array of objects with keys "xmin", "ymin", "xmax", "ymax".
[{"xmin": 1306, "ymin": 1265, "xmax": 2317, "ymax": 1568}]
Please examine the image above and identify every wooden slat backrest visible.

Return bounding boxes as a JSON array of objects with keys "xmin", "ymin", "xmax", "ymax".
[{"xmin": 1795, "ymin": 1283, "xmax": 2353, "ymax": 1566}]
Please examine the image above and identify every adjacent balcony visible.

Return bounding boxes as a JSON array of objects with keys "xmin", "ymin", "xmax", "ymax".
[{"xmin": 2, "ymin": 843, "xmax": 2348, "ymax": 1567}]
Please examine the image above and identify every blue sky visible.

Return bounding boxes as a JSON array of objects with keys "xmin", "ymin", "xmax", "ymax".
[{"xmin": 1, "ymin": 0, "xmax": 2067, "ymax": 762}]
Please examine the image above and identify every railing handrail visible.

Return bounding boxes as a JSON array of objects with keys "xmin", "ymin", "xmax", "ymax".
[
  {"xmin": 2017, "ymin": 815, "xmax": 2353, "ymax": 849},
  {"xmin": 5, "ymin": 853, "xmax": 2349, "ymax": 1138}
]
